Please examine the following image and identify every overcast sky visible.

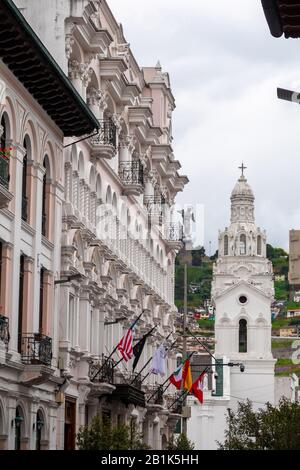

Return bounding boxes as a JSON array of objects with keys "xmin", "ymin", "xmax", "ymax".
[{"xmin": 110, "ymin": 0, "xmax": 300, "ymax": 253}]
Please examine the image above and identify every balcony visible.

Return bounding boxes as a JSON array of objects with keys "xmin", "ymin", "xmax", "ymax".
[
  {"xmin": 89, "ymin": 355, "xmax": 116, "ymax": 396},
  {"xmin": 112, "ymin": 372, "xmax": 145, "ymax": 408},
  {"xmin": 89, "ymin": 356, "xmax": 114, "ymax": 384},
  {"xmin": 20, "ymin": 333, "xmax": 52, "ymax": 366},
  {"xmin": 90, "ymin": 119, "xmax": 117, "ymax": 160},
  {"xmin": 0, "ymin": 314, "xmax": 10, "ymax": 349},
  {"xmin": 146, "ymin": 385, "xmax": 164, "ymax": 410},
  {"xmin": 163, "ymin": 223, "xmax": 184, "ymax": 251},
  {"xmin": 0, "ymin": 157, "xmax": 13, "ymax": 209},
  {"xmin": 119, "ymin": 160, "xmax": 144, "ymax": 196}
]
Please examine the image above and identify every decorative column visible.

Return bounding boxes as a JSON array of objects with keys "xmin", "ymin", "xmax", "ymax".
[
  {"xmin": 7, "ymin": 395, "xmax": 17, "ymax": 450},
  {"xmin": 0, "ymin": 242, "xmax": 12, "ymax": 317},
  {"xmin": 68, "ymin": 60, "xmax": 83, "ymax": 96},
  {"xmin": 79, "ymin": 179, "xmax": 85, "ymax": 217},
  {"xmin": 87, "ymin": 87, "xmax": 102, "ymax": 120},
  {"xmin": 144, "ymin": 171, "xmax": 155, "ymax": 199},
  {"xmin": 25, "ymin": 160, "xmax": 37, "ymax": 227},
  {"xmin": 119, "ymin": 135, "xmax": 130, "ymax": 164},
  {"xmin": 23, "ymin": 257, "xmax": 34, "ymax": 334},
  {"xmin": 72, "ymin": 170, "xmax": 79, "ymax": 211},
  {"xmin": 91, "ymin": 303, "xmax": 100, "ymax": 356},
  {"xmin": 64, "ymin": 162, "xmax": 72, "ymax": 204},
  {"xmin": 41, "ymin": 271, "xmax": 54, "ymax": 337},
  {"xmin": 78, "ymin": 286, "xmax": 91, "ymax": 354},
  {"xmin": 84, "ymin": 184, "xmax": 90, "ymax": 224},
  {"xmin": 90, "ymin": 192, "xmax": 96, "ymax": 229},
  {"xmin": 98, "ymin": 304, "xmax": 107, "ymax": 357}
]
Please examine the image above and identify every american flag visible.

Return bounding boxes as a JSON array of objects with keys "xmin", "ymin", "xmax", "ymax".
[{"xmin": 117, "ymin": 328, "xmax": 133, "ymax": 362}]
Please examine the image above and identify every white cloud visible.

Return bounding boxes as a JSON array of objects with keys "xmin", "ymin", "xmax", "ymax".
[{"xmin": 110, "ymin": 0, "xmax": 300, "ymax": 251}]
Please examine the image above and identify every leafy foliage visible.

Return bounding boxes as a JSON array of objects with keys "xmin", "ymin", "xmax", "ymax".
[
  {"xmin": 77, "ymin": 416, "xmax": 150, "ymax": 450},
  {"xmin": 219, "ymin": 399, "xmax": 300, "ymax": 450},
  {"xmin": 168, "ymin": 433, "xmax": 195, "ymax": 450}
]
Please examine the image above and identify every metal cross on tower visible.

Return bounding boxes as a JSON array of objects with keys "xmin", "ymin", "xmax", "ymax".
[{"xmin": 239, "ymin": 163, "xmax": 247, "ymax": 177}]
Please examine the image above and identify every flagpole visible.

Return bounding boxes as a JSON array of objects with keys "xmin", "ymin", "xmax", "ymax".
[
  {"xmin": 168, "ymin": 390, "xmax": 189, "ymax": 411},
  {"xmin": 91, "ymin": 345, "xmax": 119, "ymax": 382},
  {"xmin": 146, "ymin": 351, "xmax": 195, "ymax": 403},
  {"xmin": 131, "ymin": 357, "xmax": 152, "ymax": 385},
  {"xmin": 186, "ymin": 328, "xmax": 218, "ymax": 362},
  {"xmin": 111, "ymin": 311, "xmax": 147, "ymax": 370},
  {"xmin": 130, "ymin": 311, "xmax": 145, "ymax": 330},
  {"xmin": 182, "ymin": 259, "xmax": 188, "ymax": 435}
]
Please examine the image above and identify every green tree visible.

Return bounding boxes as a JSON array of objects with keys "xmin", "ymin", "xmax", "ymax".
[
  {"xmin": 168, "ymin": 433, "xmax": 195, "ymax": 450},
  {"xmin": 219, "ymin": 399, "xmax": 300, "ymax": 450},
  {"xmin": 77, "ymin": 416, "xmax": 150, "ymax": 450},
  {"xmin": 192, "ymin": 247, "xmax": 206, "ymax": 266}
]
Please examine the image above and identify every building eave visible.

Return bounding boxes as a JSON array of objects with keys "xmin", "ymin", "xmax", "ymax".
[
  {"xmin": 261, "ymin": 0, "xmax": 283, "ymax": 37},
  {"xmin": 0, "ymin": 0, "xmax": 99, "ymax": 137}
]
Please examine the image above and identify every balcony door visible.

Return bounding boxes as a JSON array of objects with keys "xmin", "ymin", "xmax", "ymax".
[{"xmin": 64, "ymin": 398, "xmax": 76, "ymax": 450}]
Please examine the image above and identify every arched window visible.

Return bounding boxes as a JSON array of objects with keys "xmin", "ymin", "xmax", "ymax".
[
  {"xmin": 257, "ymin": 235, "xmax": 262, "ymax": 256},
  {"xmin": 22, "ymin": 137, "xmax": 29, "ymax": 222},
  {"xmin": 0, "ymin": 115, "xmax": 10, "ymax": 189},
  {"xmin": 14, "ymin": 406, "xmax": 24, "ymax": 450},
  {"xmin": 224, "ymin": 235, "xmax": 229, "ymax": 256},
  {"xmin": 240, "ymin": 234, "xmax": 246, "ymax": 255},
  {"xmin": 42, "ymin": 156, "xmax": 50, "ymax": 237},
  {"xmin": 36, "ymin": 410, "xmax": 44, "ymax": 450},
  {"xmin": 239, "ymin": 319, "xmax": 247, "ymax": 353}
]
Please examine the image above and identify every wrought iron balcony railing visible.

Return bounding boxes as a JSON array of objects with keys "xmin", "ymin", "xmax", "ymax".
[
  {"xmin": 89, "ymin": 355, "xmax": 114, "ymax": 384},
  {"xmin": 164, "ymin": 223, "xmax": 184, "ymax": 242},
  {"xmin": 146, "ymin": 385, "xmax": 164, "ymax": 405},
  {"xmin": 20, "ymin": 333, "xmax": 52, "ymax": 366},
  {"xmin": 21, "ymin": 196, "xmax": 28, "ymax": 222},
  {"xmin": 144, "ymin": 196, "xmax": 163, "ymax": 216},
  {"xmin": 128, "ymin": 373, "xmax": 143, "ymax": 390},
  {"xmin": 0, "ymin": 314, "xmax": 10, "ymax": 347},
  {"xmin": 0, "ymin": 157, "xmax": 9, "ymax": 189},
  {"xmin": 91, "ymin": 119, "xmax": 117, "ymax": 148},
  {"xmin": 119, "ymin": 160, "xmax": 144, "ymax": 187}
]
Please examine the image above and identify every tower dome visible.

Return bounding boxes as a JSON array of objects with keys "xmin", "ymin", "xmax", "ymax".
[
  {"xmin": 231, "ymin": 174, "xmax": 254, "ymax": 202},
  {"xmin": 230, "ymin": 164, "xmax": 255, "ymax": 224}
]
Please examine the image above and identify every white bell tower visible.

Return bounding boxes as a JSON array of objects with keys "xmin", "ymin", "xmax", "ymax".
[{"xmin": 212, "ymin": 165, "xmax": 275, "ymax": 407}]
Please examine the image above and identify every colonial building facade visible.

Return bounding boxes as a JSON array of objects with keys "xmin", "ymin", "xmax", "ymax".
[{"xmin": 0, "ymin": 0, "xmax": 188, "ymax": 450}]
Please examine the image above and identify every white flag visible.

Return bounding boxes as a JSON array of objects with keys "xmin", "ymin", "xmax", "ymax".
[{"xmin": 151, "ymin": 343, "xmax": 167, "ymax": 377}]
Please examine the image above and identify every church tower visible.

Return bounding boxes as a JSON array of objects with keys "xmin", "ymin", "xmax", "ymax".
[{"xmin": 212, "ymin": 165, "xmax": 275, "ymax": 406}]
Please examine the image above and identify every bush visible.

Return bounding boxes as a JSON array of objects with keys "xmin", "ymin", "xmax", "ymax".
[
  {"xmin": 168, "ymin": 433, "xmax": 195, "ymax": 450},
  {"xmin": 77, "ymin": 416, "xmax": 150, "ymax": 450}
]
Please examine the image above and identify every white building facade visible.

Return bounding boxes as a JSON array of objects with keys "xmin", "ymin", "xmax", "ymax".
[
  {"xmin": 188, "ymin": 169, "xmax": 275, "ymax": 450},
  {"xmin": 8, "ymin": 0, "xmax": 188, "ymax": 450}
]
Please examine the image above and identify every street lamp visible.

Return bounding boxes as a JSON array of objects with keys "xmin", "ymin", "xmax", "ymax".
[{"xmin": 277, "ymin": 87, "xmax": 300, "ymax": 105}]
